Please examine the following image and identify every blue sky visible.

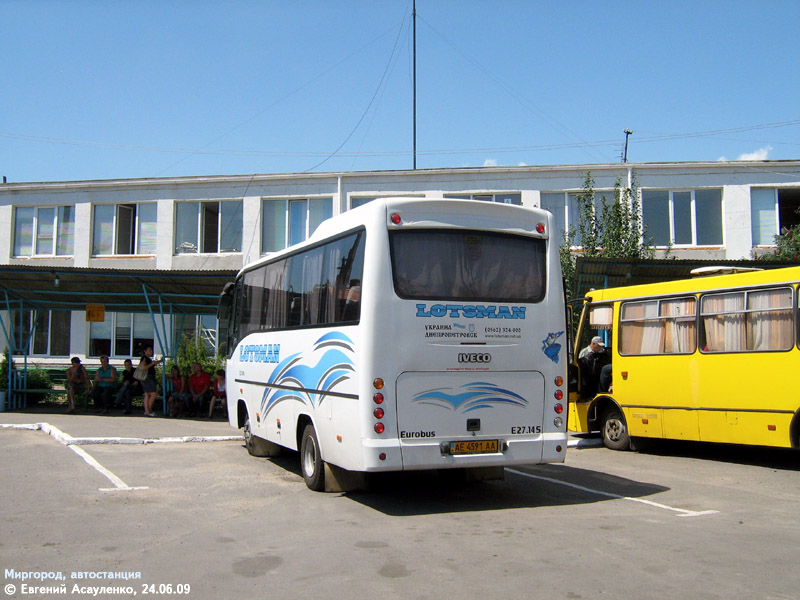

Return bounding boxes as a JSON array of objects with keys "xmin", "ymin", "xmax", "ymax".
[{"xmin": 3, "ymin": 0, "xmax": 799, "ymax": 183}]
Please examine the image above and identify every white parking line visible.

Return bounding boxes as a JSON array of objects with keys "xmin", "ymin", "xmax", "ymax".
[
  {"xmin": 67, "ymin": 444, "xmax": 149, "ymax": 492},
  {"xmin": 506, "ymin": 468, "xmax": 719, "ymax": 518},
  {"xmin": 2, "ymin": 422, "xmax": 241, "ymax": 492}
]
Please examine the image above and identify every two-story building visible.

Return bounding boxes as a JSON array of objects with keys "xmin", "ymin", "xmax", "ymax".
[{"xmin": 1, "ymin": 159, "xmax": 799, "ymax": 365}]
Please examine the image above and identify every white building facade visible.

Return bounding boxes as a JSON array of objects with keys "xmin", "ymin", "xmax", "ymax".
[{"xmin": 1, "ymin": 160, "xmax": 799, "ymax": 362}]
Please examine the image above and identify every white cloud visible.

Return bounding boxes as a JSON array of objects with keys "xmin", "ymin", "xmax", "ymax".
[
  {"xmin": 517, "ymin": 161, "xmax": 527, "ymax": 167},
  {"xmin": 719, "ymin": 145, "xmax": 773, "ymax": 162},
  {"xmin": 482, "ymin": 159, "xmax": 498, "ymax": 167},
  {"xmin": 737, "ymin": 146, "xmax": 773, "ymax": 161}
]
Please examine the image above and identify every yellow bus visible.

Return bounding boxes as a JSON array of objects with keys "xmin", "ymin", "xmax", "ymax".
[{"xmin": 569, "ymin": 265, "xmax": 800, "ymax": 451}]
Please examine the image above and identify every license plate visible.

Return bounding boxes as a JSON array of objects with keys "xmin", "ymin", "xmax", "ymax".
[{"xmin": 450, "ymin": 439, "xmax": 499, "ymax": 455}]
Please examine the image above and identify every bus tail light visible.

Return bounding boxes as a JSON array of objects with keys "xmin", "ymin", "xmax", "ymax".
[
  {"xmin": 373, "ymin": 393, "xmax": 384, "ymax": 404},
  {"xmin": 373, "ymin": 378, "xmax": 384, "ymax": 389},
  {"xmin": 554, "ymin": 390, "xmax": 563, "ymax": 400},
  {"xmin": 554, "ymin": 417, "xmax": 563, "ymax": 428},
  {"xmin": 373, "ymin": 407, "xmax": 384, "ymax": 419},
  {"xmin": 390, "ymin": 213, "xmax": 402, "ymax": 225},
  {"xmin": 374, "ymin": 422, "xmax": 385, "ymax": 434},
  {"xmin": 536, "ymin": 223, "xmax": 545, "ymax": 234},
  {"xmin": 554, "ymin": 376, "xmax": 563, "ymax": 386},
  {"xmin": 554, "ymin": 403, "xmax": 563, "ymax": 414}
]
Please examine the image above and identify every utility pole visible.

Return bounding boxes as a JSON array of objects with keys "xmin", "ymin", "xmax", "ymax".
[
  {"xmin": 622, "ymin": 129, "xmax": 633, "ymax": 163},
  {"xmin": 413, "ymin": 0, "xmax": 417, "ymax": 170}
]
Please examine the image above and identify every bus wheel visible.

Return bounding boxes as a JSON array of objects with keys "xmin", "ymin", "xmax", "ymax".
[
  {"xmin": 300, "ymin": 424, "xmax": 325, "ymax": 491},
  {"xmin": 601, "ymin": 407, "xmax": 630, "ymax": 451}
]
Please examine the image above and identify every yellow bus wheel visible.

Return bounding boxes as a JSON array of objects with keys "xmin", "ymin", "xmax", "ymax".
[{"xmin": 601, "ymin": 407, "xmax": 630, "ymax": 451}]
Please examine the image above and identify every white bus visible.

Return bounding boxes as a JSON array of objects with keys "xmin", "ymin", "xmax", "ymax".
[{"xmin": 217, "ymin": 197, "xmax": 568, "ymax": 491}]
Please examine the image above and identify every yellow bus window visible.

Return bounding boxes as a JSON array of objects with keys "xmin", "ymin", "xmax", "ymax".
[
  {"xmin": 620, "ymin": 297, "xmax": 696, "ymax": 355},
  {"xmin": 700, "ymin": 287, "xmax": 793, "ymax": 352}
]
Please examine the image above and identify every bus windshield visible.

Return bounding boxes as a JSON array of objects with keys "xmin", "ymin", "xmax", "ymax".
[{"xmin": 389, "ymin": 229, "xmax": 546, "ymax": 302}]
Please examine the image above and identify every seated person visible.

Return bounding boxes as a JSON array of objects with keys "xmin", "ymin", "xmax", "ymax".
[
  {"xmin": 91, "ymin": 355, "xmax": 117, "ymax": 414},
  {"xmin": 65, "ymin": 356, "xmax": 91, "ymax": 414},
  {"xmin": 208, "ymin": 369, "xmax": 227, "ymax": 419},
  {"xmin": 114, "ymin": 358, "xmax": 143, "ymax": 415},
  {"xmin": 188, "ymin": 362, "xmax": 211, "ymax": 417},
  {"xmin": 167, "ymin": 366, "xmax": 190, "ymax": 418},
  {"xmin": 578, "ymin": 336, "xmax": 611, "ymax": 397}
]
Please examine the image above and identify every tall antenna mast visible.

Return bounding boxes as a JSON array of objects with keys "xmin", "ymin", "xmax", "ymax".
[
  {"xmin": 622, "ymin": 128, "xmax": 633, "ymax": 163},
  {"xmin": 413, "ymin": 0, "xmax": 417, "ymax": 169}
]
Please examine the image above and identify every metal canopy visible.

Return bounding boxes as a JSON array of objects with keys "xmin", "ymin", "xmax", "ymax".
[
  {"xmin": 0, "ymin": 266, "xmax": 236, "ymax": 315},
  {"xmin": 574, "ymin": 257, "xmax": 796, "ymax": 299},
  {"xmin": 0, "ymin": 265, "xmax": 237, "ymax": 411}
]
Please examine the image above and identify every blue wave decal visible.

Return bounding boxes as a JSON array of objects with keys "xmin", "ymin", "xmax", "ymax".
[
  {"xmin": 261, "ymin": 333, "xmax": 355, "ymax": 415},
  {"xmin": 413, "ymin": 382, "xmax": 529, "ymax": 413}
]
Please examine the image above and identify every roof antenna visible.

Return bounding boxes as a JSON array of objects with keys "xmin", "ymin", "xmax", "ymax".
[{"xmin": 622, "ymin": 129, "xmax": 633, "ymax": 163}]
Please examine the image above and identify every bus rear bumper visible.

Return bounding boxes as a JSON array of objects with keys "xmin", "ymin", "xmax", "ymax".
[{"xmin": 358, "ymin": 433, "xmax": 567, "ymax": 472}]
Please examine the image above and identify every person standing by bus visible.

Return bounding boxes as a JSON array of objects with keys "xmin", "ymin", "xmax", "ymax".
[{"xmin": 139, "ymin": 346, "xmax": 162, "ymax": 417}]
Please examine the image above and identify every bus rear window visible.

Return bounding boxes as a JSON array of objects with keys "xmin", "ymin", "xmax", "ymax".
[{"xmin": 389, "ymin": 229, "xmax": 546, "ymax": 302}]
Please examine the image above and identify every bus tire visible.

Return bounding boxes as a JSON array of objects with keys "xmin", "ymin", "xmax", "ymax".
[
  {"xmin": 300, "ymin": 424, "xmax": 325, "ymax": 491},
  {"xmin": 601, "ymin": 407, "xmax": 630, "ymax": 451}
]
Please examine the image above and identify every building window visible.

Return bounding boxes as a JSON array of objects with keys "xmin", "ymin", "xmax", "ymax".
[
  {"xmin": 350, "ymin": 197, "xmax": 376, "ymax": 209},
  {"xmin": 13, "ymin": 206, "xmax": 75, "ymax": 257},
  {"xmin": 173, "ymin": 314, "xmax": 218, "ymax": 356},
  {"xmin": 174, "ymin": 200, "xmax": 242, "ymax": 254},
  {"xmin": 540, "ymin": 190, "xmax": 615, "ymax": 246},
  {"xmin": 261, "ymin": 197, "xmax": 332, "ymax": 254},
  {"xmin": 10, "ymin": 310, "xmax": 71, "ymax": 356},
  {"xmin": 89, "ymin": 312, "xmax": 155, "ymax": 357},
  {"xmin": 751, "ymin": 187, "xmax": 800, "ymax": 245},
  {"xmin": 445, "ymin": 192, "xmax": 522, "ymax": 205},
  {"xmin": 641, "ymin": 189, "xmax": 723, "ymax": 247},
  {"xmin": 92, "ymin": 203, "xmax": 157, "ymax": 256}
]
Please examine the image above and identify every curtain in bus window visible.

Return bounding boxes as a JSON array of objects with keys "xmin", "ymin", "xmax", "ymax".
[
  {"xmin": 747, "ymin": 288, "xmax": 793, "ymax": 351},
  {"xmin": 620, "ymin": 301, "xmax": 661, "ymax": 354},
  {"xmin": 320, "ymin": 233, "xmax": 356, "ymax": 324},
  {"xmin": 390, "ymin": 230, "xmax": 545, "ymax": 302},
  {"xmin": 301, "ymin": 247, "xmax": 325, "ymax": 326},
  {"xmin": 242, "ymin": 267, "xmax": 266, "ymax": 337},
  {"xmin": 701, "ymin": 293, "xmax": 745, "ymax": 352},
  {"xmin": 339, "ymin": 233, "xmax": 365, "ymax": 322},
  {"xmin": 661, "ymin": 298, "xmax": 696, "ymax": 354},
  {"xmin": 264, "ymin": 260, "xmax": 288, "ymax": 329}
]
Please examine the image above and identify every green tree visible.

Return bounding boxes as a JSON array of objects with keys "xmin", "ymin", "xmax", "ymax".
[
  {"xmin": 757, "ymin": 222, "xmax": 800, "ymax": 262},
  {"xmin": 560, "ymin": 171, "xmax": 656, "ymax": 302},
  {"xmin": 165, "ymin": 332, "xmax": 224, "ymax": 377}
]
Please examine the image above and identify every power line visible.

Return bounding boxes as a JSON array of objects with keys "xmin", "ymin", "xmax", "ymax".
[{"xmin": 2, "ymin": 119, "xmax": 798, "ymax": 161}]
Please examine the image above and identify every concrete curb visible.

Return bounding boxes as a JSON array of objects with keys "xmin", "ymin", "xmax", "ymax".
[
  {"xmin": 567, "ymin": 437, "xmax": 604, "ymax": 449},
  {"xmin": 1, "ymin": 422, "xmax": 242, "ymax": 446}
]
